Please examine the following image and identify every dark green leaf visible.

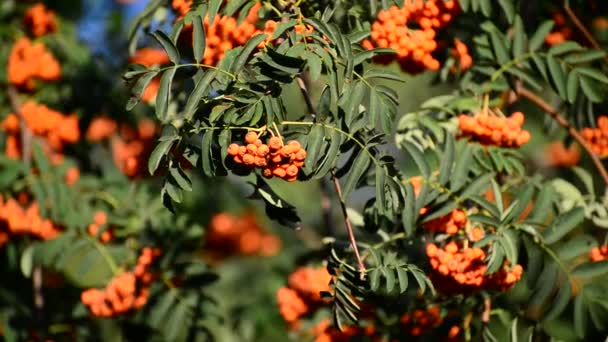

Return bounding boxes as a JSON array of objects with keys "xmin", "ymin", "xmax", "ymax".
[
  {"xmin": 151, "ymin": 30, "xmax": 180, "ymax": 64},
  {"xmin": 155, "ymin": 67, "xmax": 177, "ymax": 121}
]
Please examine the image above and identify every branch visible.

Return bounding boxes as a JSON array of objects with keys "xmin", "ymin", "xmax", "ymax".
[
  {"xmin": 482, "ymin": 297, "xmax": 492, "ymax": 325},
  {"xmin": 516, "ymin": 86, "xmax": 608, "ymax": 186},
  {"xmin": 563, "ymin": 5, "xmax": 602, "ymax": 50},
  {"xmin": 295, "ymin": 74, "xmax": 366, "ymax": 276},
  {"xmin": 331, "ymin": 170, "xmax": 367, "ymax": 278}
]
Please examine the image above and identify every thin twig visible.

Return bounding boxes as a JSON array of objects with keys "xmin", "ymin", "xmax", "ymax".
[
  {"xmin": 295, "ymin": 73, "xmax": 366, "ymax": 275},
  {"xmin": 516, "ymin": 85, "xmax": 608, "ymax": 186},
  {"xmin": 331, "ymin": 170, "xmax": 367, "ymax": 278},
  {"xmin": 563, "ymin": 5, "xmax": 602, "ymax": 50}
]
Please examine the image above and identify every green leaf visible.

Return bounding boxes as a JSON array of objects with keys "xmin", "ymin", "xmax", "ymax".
[
  {"xmin": 489, "ymin": 28, "xmax": 510, "ymax": 65},
  {"xmin": 151, "ymin": 30, "xmax": 180, "ymax": 64},
  {"xmin": 543, "ymin": 280, "xmax": 572, "ymax": 322},
  {"xmin": 574, "ymin": 293, "xmax": 587, "ymax": 339},
  {"xmin": 512, "ymin": 16, "xmax": 525, "ymax": 57},
  {"xmin": 450, "ymin": 143, "xmax": 474, "ymax": 191},
  {"xmin": 183, "ymin": 69, "xmax": 218, "ymax": 119},
  {"xmin": 314, "ymin": 129, "xmax": 342, "ymax": 178},
  {"xmin": 547, "ymin": 55, "xmax": 567, "ymax": 98},
  {"xmin": 579, "ymin": 76, "xmax": 604, "ymax": 102},
  {"xmin": 155, "ymin": 67, "xmax": 177, "ymax": 121},
  {"xmin": 543, "ymin": 206, "xmax": 585, "ymax": 244},
  {"xmin": 564, "ymin": 49, "xmax": 607, "ymax": 64},
  {"xmin": 342, "ymin": 151, "xmax": 371, "ymax": 199},
  {"xmin": 201, "ymin": 131, "xmax": 214, "ymax": 177},
  {"xmin": 169, "ymin": 163, "xmax": 192, "ymax": 192},
  {"xmin": 396, "ymin": 268, "xmax": 409, "ymax": 293},
  {"xmin": 556, "ymin": 235, "xmax": 597, "ymax": 260},
  {"xmin": 566, "ymin": 70, "xmax": 579, "ymax": 103},
  {"xmin": 572, "ymin": 260, "xmax": 608, "ymax": 278},
  {"xmin": 224, "ymin": 0, "xmax": 247, "ymax": 16},
  {"xmin": 148, "ymin": 138, "xmax": 177, "ymax": 175},
  {"xmin": 192, "ymin": 14, "xmax": 206, "ymax": 64},
  {"xmin": 126, "ymin": 71, "xmax": 158, "ymax": 110},
  {"xmin": 438, "ymin": 133, "xmax": 455, "ymax": 185},
  {"xmin": 32, "ymin": 142, "xmax": 50, "ymax": 174},
  {"xmin": 529, "ymin": 21, "xmax": 555, "ymax": 51},
  {"xmin": 403, "ymin": 142, "xmax": 430, "ymax": 177},
  {"xmin": 207, "ymin": 0, "xmax": 222, "ymax": 25},
  {"xmin": 402, "ymin": 183, "xmax": 416, "ymax": 236},
  {"xmin": 498, "ymin": 0, "xmax": 515, "ymax": 23},
  {"xmin": 548, "ymin": 41, "xmax": 582, "ymax": 55},
  {"xmin": 576, "ymin": 67, "xmax": 608, "ymax": 84},
  {"xmin": 231, "ymin": 34, "xmax": 267, "ymax": 73},
  {"xmin": 20, "ymin": 245, "xmax": 34, "ymax": 278}
]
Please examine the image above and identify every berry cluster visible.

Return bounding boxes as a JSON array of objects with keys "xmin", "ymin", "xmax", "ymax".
[
  {"xmin": 400, "ymin": 305, "xmax": 442, "ymax": 337},
  {"xmin": 129, "ymin": 48, "xmax": 171, "ymax": 104},
  {"xmin": 0, "ymin": 196, "xmax": 61, "ymax": 248},
  {"xmin": 8, "ymin": 38, "xmax": 61, "ymax": 90},
  {"xmin": 86, "ymin": 117, "xmax": 158, "ymax": 177},
  {"xmin": 581, "ymin": 116, "xmax": 608, "ymax": 157},
  {"xmin": 206, "ymin": 212, "xmax": 281, "ymax": 260},
  {"xmin": 88, "ymin": 211, "xmax": 114, "ymax": 243},
  {"xmin": 309, "ymin": 319, "xmax": 374, "ymax": 342},
  {"xmin": 544, "ymin": 141, "xmax": 581, "ymax": 167},
  {"xmin": 450, "ymin": 38, "xmax": 473, "ymax": 73},
  {"xmin": 426, "ymin": 242, "xmax": 523, "ymax": 294},
  {"xmin": 590, "ymin": 245, "xmax": 608, "ymax": 262},
  {"xmin": 200, "ymin": 4, "xmax": 262, "ymax": 66},
  {"xmin": 227, "ymin": 132, "xmax": 307, "ymax": 182},
  {"xmin": 458, "ymin": 112, "xmax": 531, "ymax": 147},
  {"xmin": 362, "ymin": 1, "xmax": 459, "ymax": 73},
  {"xmin": 2, "ymin": 101, "xmax": 80, "ymax": 164},
  {"xmin": 276, "ymin": 266, "xmax": 332, "ymax": 325},
  {"xmin": 545, "ymin": 13, "xmax": 572, "ymax": 46},
  {"xmin": 23, "ymin": 3, "xmax": 57, "ymax": 37},
  {"xmin": 80, "ymin": 247, "xmax": 161, "ymax": 317},
  {"xmin": 424, "ymin": 209, "xmax": 467, "ymax": 234}
]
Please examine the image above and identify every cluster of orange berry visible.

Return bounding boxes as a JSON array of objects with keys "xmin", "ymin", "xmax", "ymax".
[
  {"xmin": 545, "ymin": 13, "xmax": 573, "ymax": 46},
  {"xmin": 227, "ymin": 132, "xmax": 306, "ymax": 182},
  {"xmin": 2, "ymin": 101, "xmax": 80, "ymax": 165},
  {"xmin": 88, "ymin": 211, "xmax": 114, "ymax": 243},
  {"xmin": 423, "ymin": 209, "xmax": 467, "ymax": 234},
  {"xmin": 86, "ymin": 117, "xmax": 158, "ymax": 177},
  {"xmin": 205, "ymin": 212, "xmax": 281, "ymax": 260},
  {"xmin": 276, "ymin": 266, "xmax": 332, "ymax": 326},
  {"xmin": 590, "ymin": 245, "xmax": 608, "ymax": 262},
  {"xmin": 426, "ymin": 242, "xmax": 523, "ymax": 294},
  {"xmin": 400, "ymin": 305, "xmax": 443, "ymax": 337},
  {"xmin": 0, "ymin": 196, "xmax": 61, "ymax": 248},
  {"xmin": 23, "ymin": 3, "xmax": 57, "ymax": 37},
  {"xmin": 362, "ymin": 1, "xmax": 459, "ymax": 73},
  {"xmin": 581, "ymin": 116, "xmax": 608, "ymax": 157},
  {"xmin": 80, "ymin": 247, "xmax": 161, "ymax": 317},
  {"xmin": 458, "ymin": 112, "xmax": 531, "ymax": 147},
  {"xmin": 8, "ymin": 38, "xmax": 61, "ymax": 90},
  {"xmin": 308, "ymin": 318, "xmax": 376, "ymax": 342},
  {"xmin": 450, "ymin": 38, "xmax": 473, "ymax": 73},
  {"xmin": 129, "ymin": 48, "xmax": 171, "ymax": 104},
  {"xmin": 543, "ymin": 141, "xmax": 581, "ymax": 167}
]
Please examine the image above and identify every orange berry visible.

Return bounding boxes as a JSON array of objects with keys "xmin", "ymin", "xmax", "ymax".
[{"xmin": 245, "ymin": 131, "xmax": 258, "ymax": 144}]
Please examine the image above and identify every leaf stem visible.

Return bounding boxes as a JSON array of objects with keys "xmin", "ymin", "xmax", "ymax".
[{"xmin": 516, "ymin": 85, "xmax": 608, "ymax": 187}]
